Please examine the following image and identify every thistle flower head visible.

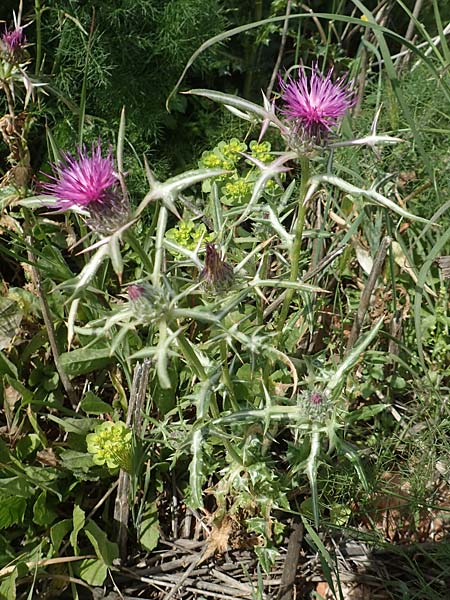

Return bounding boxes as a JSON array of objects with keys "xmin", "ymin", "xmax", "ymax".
[
  {"xmin": 86, "ymin": 421, "xmax": 132, "ymax": 472},
  {"xmin": 1, "ymin": 23, "xmax": 26, "ymax": 61},
  {"xmin": 42, "ymin": 141, "xmax": 130, "ymax": 234},
  {"xmin": 279, "ymin": 63, "xmax": 354, "ymax": 147},
  {"xmin": 299, "ymin": 389, "xmax": 332, "ymax": 421},
  {"xmin": 127, "ymin": 282, "xmax": 169, "ymax": 322},
  {"xmin": 200, "ymin": 243, "xmax": 234, "ymax": 292},
  {"xmin": 1, "ymin": 25, "xmax": 24, "ymax": 52}
]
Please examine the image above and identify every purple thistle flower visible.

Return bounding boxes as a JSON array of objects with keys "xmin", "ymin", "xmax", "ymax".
[
  {"xmin": 43, "ymin": 142, "xmax": 118, "ymax": 209},
  {"xmin": 42, "ymin": 142, "xmax": 130, "ymax": 235},
  {"xmin": 1, "ymin": 25, "xmax": 26, "ymax": 59},
  {"xmin": 279, "ymin": 63, "xmax": 354, "ymax": 146}
]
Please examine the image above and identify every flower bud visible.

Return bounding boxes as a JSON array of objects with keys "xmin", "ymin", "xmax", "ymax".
[{"xmin": 200, "ymin": 243, "xmax": 234, "ymax": 291}]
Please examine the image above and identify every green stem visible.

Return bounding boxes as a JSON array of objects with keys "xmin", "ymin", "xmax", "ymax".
[
  {"xmin": 153, "ymin": 205, "xmax": 168, "ymax": 287},
  {"xmin": 156, "ymin": 317, "xmax": 171, "ymax": 389},
  {"xmin": 277, "ymin": 156, "xmax": 310, "ymax": 332},
  {"xmin": 34, "ymin": 0, "xmax": 42, "ymax": 77},
  {"xmin": 220, "ymin": 340, "xmax": 238, "ymax": 411},
  {"xmin": 306, "ymin": 426, "xmax": 321, "ymax": 528}
]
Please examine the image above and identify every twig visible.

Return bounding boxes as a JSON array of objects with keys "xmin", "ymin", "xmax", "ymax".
[
  {"xmin": 266, "ymin": 0, "xmax": 292, "ymax": 100},
  {"xmin": 402, "ymin": 181, "xmax": 432, "ymax": 204},
  {"xmin": 163, "ymin": 547, "xmax": 210, "ymax": 600},
  {"xmin": 277, "ymin": 521, "xmax": 304, "ymax": 600},
  {"xmin": 301, "ymin": 4, "xmax": 327, "ymax": 46},
  {"xmin": 114, "ymin": 359, "xmax": 151, "ymax": 561},
  {"xmin": 396, "ymin": 0, "xmax": 424, "ymax": 72},
  {"xmin": 345, "ymin": 236, "xmax": 391, "ymax": 353},
  {"xmin": 0, "ymin": 555, "xmax": 94, "ymax": 578},
  {"xmin": 353, "ymin": 28, "xmax": 370, "ymax": 117}
]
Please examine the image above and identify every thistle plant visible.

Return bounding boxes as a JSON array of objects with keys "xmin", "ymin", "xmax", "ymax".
[
  {"xmin": 275, "ymin": 64, "xmax": 355, "ymax": 330},
  {"xmin": 178, "ymin": 57, "xmax": 431, "ymax": 531},
  {"xmin": 1, "ymin": 1, "xmax": 448, "ymax": 592}
]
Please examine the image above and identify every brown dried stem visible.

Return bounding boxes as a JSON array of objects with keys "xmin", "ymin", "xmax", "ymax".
[
  {"xmin": 345, "ymin": 236, "xmax": 392, "ymax": 354},
  {"xmin": 114, "ymin": 358, "xmax": 151, "ymax": 561}
]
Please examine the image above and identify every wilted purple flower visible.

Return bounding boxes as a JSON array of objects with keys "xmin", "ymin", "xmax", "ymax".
[
  {"xmin": 42, "ymin": 142, "xmax": 130, "ymax": 235},
  {"xmin": 1, "ymin": 25, "xmax": 26, "ymax": 60},
  {"xmin": 279, "ymin": 63, "xmax": 354, "ymax": 146},
  {"xmin": 200, "ymin": 243, "xmax": 234, "ymax": 291}
]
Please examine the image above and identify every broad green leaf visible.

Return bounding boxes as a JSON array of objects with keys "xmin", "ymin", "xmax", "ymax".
[
  {"xmin": 70, "ymin": 505, "xmax": 85, "ymax": 555},
  {"xmin": 0, "ymin": 298, "xmax": 22, "ymax": 351},
  {"xmin": 254, "ymin": 545, "xmax": 279, "ymax": 575},
  {"xmin": 0, "ymin": 439, "xmax": 10, "ymax": 462},
  {"xmin": 15, "ymin": 434, "xmax": 42, "ymax": 460},
  {"xmin": 80, "ymin": 392, "xmax": 112, "ymax": 415},
  {"xmin": 59, "ymin": 347, "xmax": 113, "ymax": 378},
  {"xmin": 78, "ymin": 558, "xmax": 107, "ymax": 586},
  {"xmin": 47, "ymin": 415, "xmax": 97, "ymax": 435},
  {"xmin": 33, "ymin": 491, "xmax": 57, "ymax": 527},
  {"xmin": 329, "ymin": 503, "xmax": 352, "ymax": 527},
  {"xmin": 0, "ymin": 477, "xmax": 33, "ymax": 499},
  {"xmin": 59, "ymin": 450, "xmax": 95, "ymax": 474},
  {"xmin": 3, "ymin": 375, "xmax": 33, "ymax": 405},
  {"xmin": 50, "ymin": 519, "xmax": 72, "ymax": 554},
  {"xmin": 138, "ymin": 505, "xmax": 160, "ymax": 552},
  {"xmin": 84, "ymin": 520, "xmax": 119, "ymax": 566},
  {"xmin": 0, "ymin": 496, "xmax": 26, "ymax": 529},
  {"xmin": 0, "ymin": 566, "xmax": 17, "ymax": 600},
  {"xmin": 346, "ymin": 403, "xmax": 388, "ymax": 425}
]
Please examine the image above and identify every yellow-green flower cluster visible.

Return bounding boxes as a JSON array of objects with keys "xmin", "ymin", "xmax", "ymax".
[
  {"xmin": 224, "ymin": 178, "xmax": 250, "ymax": 199},
  {"xmin": 165, "ymin": 221, "xmax": 212, "ymax": 257},
  {"xmin": 249, "ymin": 140, "xmax": 272, "ymax": 163},
  {"xmin": 86, "ymin": 421, "xmax": 132, "ymax": 472},
  {"xmin": 199, "ymin": 137, "xmax": 281, "ymax": 205},
  {"xmin": 199, "ymin": 138, "xmax": 247, "ymax": 171},
  {"xmin": 219, "ymin": 138, "xmax": 247, "ymax": 158}
]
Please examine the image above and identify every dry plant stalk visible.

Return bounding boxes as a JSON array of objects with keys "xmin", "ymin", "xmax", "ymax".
[
  {"xmin": 114, "ymin": 358, "xmax": 151, "ymax": 560},
  {"xmin": 345, "ymin": 236, "xmax": 391, "ymax": 353}
]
